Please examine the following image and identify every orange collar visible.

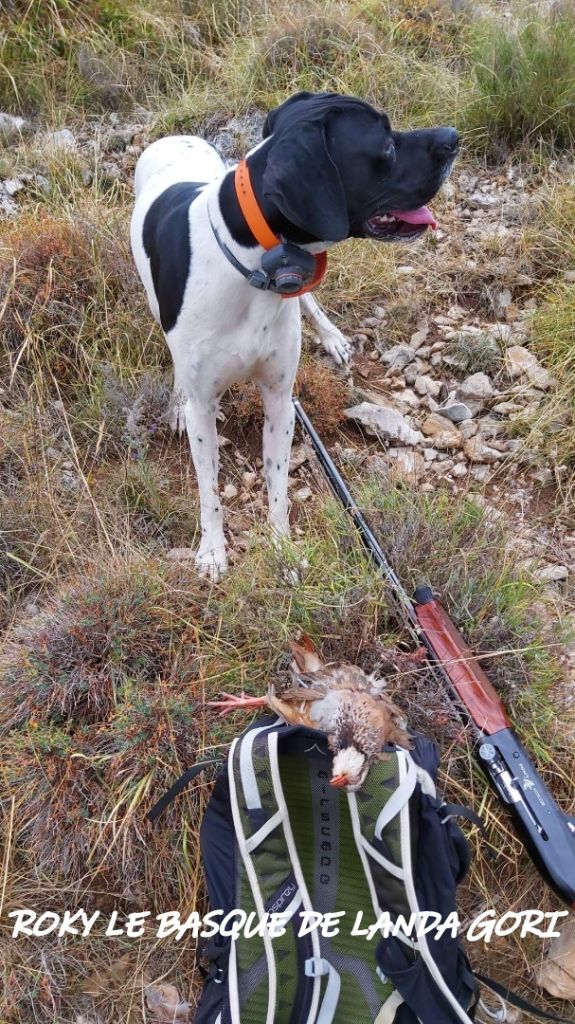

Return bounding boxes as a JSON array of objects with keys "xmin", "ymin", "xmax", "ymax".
[{"xmin": 234, "ymin": 159, "xmax": 327, "ymax": 298}]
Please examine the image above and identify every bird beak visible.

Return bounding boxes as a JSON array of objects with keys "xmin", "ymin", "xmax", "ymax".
[{"xmin": 330, "ymin": 774, "xmax": 349, "ymax": 789}]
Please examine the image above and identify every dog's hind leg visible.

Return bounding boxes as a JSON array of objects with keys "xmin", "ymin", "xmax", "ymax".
[
  {"xmin": 170, "ymin": 367, "xmax": 224, "ymax": 435},
  {"xmin": 163, "ymin": 331, "xmax": 189, "ymax": 436},
  {"xmin": 184, "ymin": 393, "xmax": 227, "ymax": 579},
  {"xmin": 260, "ymin": 383, "xmax": 296, "ymax": 540},
  {"xmin": 169, "ymin": 369, "xmax": 188, "ymax": 436},
  {"xmin": 300, "ymin": 293, "xmax": 352, "ymax": 366}
]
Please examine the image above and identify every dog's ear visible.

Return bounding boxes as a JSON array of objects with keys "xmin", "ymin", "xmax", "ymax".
[
  {"xmin": 262, "ymin": 91, "xmax": 316, "ymax": 138},
  {"xmin": 263, "ymin": 118, "xmax": 349, "ymax": 242}
]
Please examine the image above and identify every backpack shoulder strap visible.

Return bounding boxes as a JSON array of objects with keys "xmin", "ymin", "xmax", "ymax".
[
  {"xmin": 348, "ymin": 749, "xmax": 415, "ymax": 919},
  {"xmin": 229, "ymin": 721, "xmax": 335, "ymax": 1024},
  {"xmin": 353, "ymin": 750, "xmax": 478, "ymax": 1024},
  {"xmin": 147, "ymin": 758, "xmax": 223, "ymax": 823}
]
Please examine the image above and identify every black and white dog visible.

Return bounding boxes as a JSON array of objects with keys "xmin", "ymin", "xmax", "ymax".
[{"xmin": 131, "ymin": 91, "xmax": 458, "ymax": 578}]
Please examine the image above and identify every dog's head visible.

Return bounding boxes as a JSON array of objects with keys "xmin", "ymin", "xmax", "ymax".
[{"xmin": 261, "ymin": 91, "xmax": 458, "ymax": 244}]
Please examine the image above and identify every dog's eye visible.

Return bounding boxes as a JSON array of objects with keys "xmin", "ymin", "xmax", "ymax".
[{"xmin": 382, "ymin": 142, "xmax": 395, "ymax": 159}]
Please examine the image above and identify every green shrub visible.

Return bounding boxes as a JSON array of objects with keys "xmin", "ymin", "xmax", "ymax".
[{"xmin": 463, "ymin": 10, "xmax": 575, "ymax": 152}]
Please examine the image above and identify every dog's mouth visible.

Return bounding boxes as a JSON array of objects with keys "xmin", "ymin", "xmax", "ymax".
[{"xmin": 364, "ymin": 205, "xmax": 437, "ymax": 242}]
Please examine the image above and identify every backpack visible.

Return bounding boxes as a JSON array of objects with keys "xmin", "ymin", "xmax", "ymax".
[{"xmin": 191, "ymin": 716, "xmax": 479, "ymax": 1024}]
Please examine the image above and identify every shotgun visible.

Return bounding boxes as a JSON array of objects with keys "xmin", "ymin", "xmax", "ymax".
[{"xmin": 292, "ymin": 398, "xmax": 575, "ymax": 906}]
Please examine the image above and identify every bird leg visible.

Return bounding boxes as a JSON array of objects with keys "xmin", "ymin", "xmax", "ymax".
[{"xmin": 207, "ymin": 692, "xmax": 268, "ymax": 716}]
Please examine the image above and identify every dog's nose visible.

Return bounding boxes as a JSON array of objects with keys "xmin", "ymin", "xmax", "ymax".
[{"xmin": 431, "ymin": 127, "xmax": 459, "ymax": 158}]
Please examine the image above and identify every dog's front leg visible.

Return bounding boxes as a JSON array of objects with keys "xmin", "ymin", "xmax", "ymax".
[
  {"xmin": 300, "ymin": 293, "xmax": 352, "ymax": 366},
  {"xmin": 185, "ymin": 395, "xmax": 227, "ymax": 579},
  {"xmin": 260, "ymin": 384, "xmax": 296, "ymax": 539}
]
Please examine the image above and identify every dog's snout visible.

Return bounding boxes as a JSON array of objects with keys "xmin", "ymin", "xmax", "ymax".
[{"xmin": 431, "ymin": 127, "xmax": 459, "ymax": 158}]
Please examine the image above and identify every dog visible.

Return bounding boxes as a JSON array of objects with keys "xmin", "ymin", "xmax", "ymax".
[{"xmin": 131, "ymin": 91, "xmax": 458, "ymax": 578}]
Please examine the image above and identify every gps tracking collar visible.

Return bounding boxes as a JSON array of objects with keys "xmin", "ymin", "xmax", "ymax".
[{"xmin": 210, "ymin": 159, "xmax": 328, "ymax": 298}]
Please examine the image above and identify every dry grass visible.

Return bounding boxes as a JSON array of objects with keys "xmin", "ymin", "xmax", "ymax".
[
  {"xmin": 515, "ymin": 175, "xmax": 575, "ymax": 494},
  {"xmin": 0, "ymin": 561, "xmax": 213, "ymax": 891},
  {"xmin": 219, "ymin": 16, "xmax": 463, "ymax": 129},
  {"xmin": 523, "ymin": 175, "xmax": 575, "ymax": 278},
  {"xmin": 229, "ymin": 359, "xmax": 351, "ymax": 450},
  {"xmin": 1, "ymin": 0, "xmax": 575, "ymax": 1018},
  {"xmin": 515, "ymin": 284, "xmax": 575, "ymax": 507},
  {"xmin": 0, "ymin": 205, "xmax": 164, "ymax": 404},
  {"xmin": 0, "ymin": 405, "xmax": 100, "ymax": 633},
  {"xmin": 0, "ymin": 0, "xmax": 209, "ymax": 115},
  {"xmin": 0, "ymin": 500, "xmax": 400, "ymax": 1020},
  {"xmin": 1, "ymin": 473, "xmax": 571, "ymax": 1019},
  {"xmin": 0, "ymin": 214, "xmax": 97, "ymax": 394},
  {"xmin": 443, "ymin": 330, "xmax": 503, "ymax": 377},
  {"xmin": 360, "ymin": 483, "xmax": 566, "ymax": 720},
  {"xmin": 3, "ymin": 0, "xmax": 575, "ymax": 159}
]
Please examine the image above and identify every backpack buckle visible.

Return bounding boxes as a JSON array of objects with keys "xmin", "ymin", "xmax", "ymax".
[
  {"xmin": 305, "ymin": 957, "xmax": 330, "ymax": 978},
  {"xmin": 206, "ymin": 962, "xmax": 225, "ymax": 984}
]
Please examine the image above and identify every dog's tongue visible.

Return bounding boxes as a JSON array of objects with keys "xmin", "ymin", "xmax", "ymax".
[{"xmin": 390, "ymin": 206, "xmax": 437, "ymax": 229}]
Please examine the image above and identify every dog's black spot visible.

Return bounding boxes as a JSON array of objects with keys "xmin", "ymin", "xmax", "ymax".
[
  {"xmin": 270, "ymin": 424, "xmax": 274, "ymax": 433},
  {"xmin": 276, "ymin": 463, "xmax": 280, "ymax": 471},
  {"xmin": 143, "ymin": 182, "xmax": 205, "ymax": 333}
]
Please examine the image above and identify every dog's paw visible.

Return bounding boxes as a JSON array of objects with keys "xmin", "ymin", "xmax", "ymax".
[
  {"xmin": 195, "ymin": 540, "xmax": 228, "ymax": 581},
  {"xmin": 169, "ymin": 389, "xmax": 188, "ymax": 436},
  {"xmin": 319, "ymin": 330, "xmax": 353, "ymax": 366}
]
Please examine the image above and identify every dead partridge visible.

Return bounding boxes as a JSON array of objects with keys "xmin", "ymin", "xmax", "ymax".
[{"xmin": 208, "ymin": 639, "xmax": 412, "ymax": 792}]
